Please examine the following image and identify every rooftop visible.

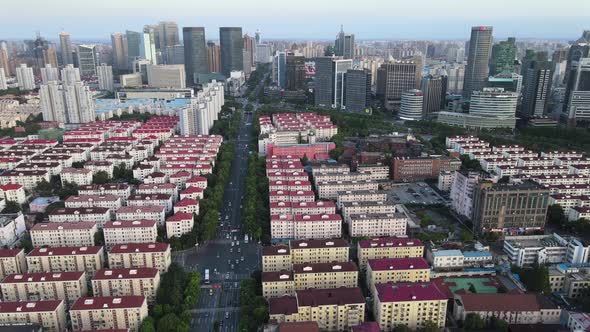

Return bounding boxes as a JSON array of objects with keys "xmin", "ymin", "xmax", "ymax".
[
  {"xmin": 109, "ymin": 242, "xmax": 169, "ymax": 253},
  {"xmin": 375, "ymin": 282, "xmax": 447, "ymax": 303},
  {"xmin": 93, "ymin": 267, "xmax": 159, "ymax": 280},
  {"xmin": 358, "ymin": 237, "xmax": 423, "ymax": 249},
  {"xmin": 71, "ymin": 296, "xmax": 146, "ymax": 310},
  {"xmin": 296, "ymin": 287, "xmax": 364, "ymax": 307},
  {"xmin": 368, "ymin": 257, "xmax": 430, "ymax": 271}
]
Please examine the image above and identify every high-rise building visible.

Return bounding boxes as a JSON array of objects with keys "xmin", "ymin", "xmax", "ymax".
[
  {"xmin": 489, "ymin": 37, "xmax": 516, "ymax": 76},
  {"xmin": 421, "ymin": 74, "xmax": 444, "ymax": 117},
  {"xmin": 273, "ymin": 51, "xmax": 287, "ymax": 88},
  {"xmin": 77, "ymin": 44, "xmax": 98, "ymax": 76},
  {"xmin": 219, "ymin": 27, "xmax": 244, "ymax": 76},
  {"xmin": 126, "ymin": 30, "xmax": 142, "ymax": 69},
  {"xmin": 61, "ymin": 64, "xmax": 81, "ymax": 85},
  {"xmin": 335, "ymin": 26, "xmax": 355, "ymax": 60},
  {"xmin": 255, "ymin": 30, "xmax": 261, "ymax": 44},
  {"xmin": 0, "ymin": 43, "xmax": 10, "ymax": 76},
  {"xmin": 399, "ymin": 89, "xmax": 424, "ymax": 120},
  {"xmin": 445, "ymin": 64, "xmax": 465, "ymax": 94},
  {"xmin": 376, "ymin": 60, "xmax": 420, "ymax": 103},
  {"xmin": 472, "ymin": 180, "xmax": 550, "ymax": 234},
  {"xmin": 45, "ymin": 47, "xmax": 59, "ymax": 69},
  {"xmin": 344, "ymin": 69, "xmax": 371, "ymax": 113},
  {"xmin": 565, "ymin": 58, "xmax": 590, "ymax": 123},
  {"xmin": 147, "ymin": 64, "xmax": 186, "ymax": 88},
  {"xmin": 178, "ymin": 81, "xmax": 224, "ymax": 135},
  {"xmin": 40, "ymin": 64, "xmax": 59, "ymax": 84},
  {"xmin": 111, "ymin": 32, "xmax": 127, "ymax": 70},
  {"xmin": 32, "ymin": 35, "xmax": 50, "ymax": 72},
  {"xmin": 521, "ymin": 60, "xmax": 553, "ymax": 118},
  {"xmin": 207, "ymin": 42, "xmax": 220, "ymax": 73},
  {"xmin": 16, "ymin": 64, "xmax": 35, "ymax": 90},
  {"xmin": 157, "ymin": 21, "xmax": 179, "ymax": 49},
  {"xmin": 40, "ymin": 81, "xmax": 66, "ymax": 122},
  {"xmin": 97, "ymin": 64, "xmax": 114, "ymax": 91},
  {"xmin": 163, "ymin": 45, "xmax": 184, "ymax": 65},
  {"xmin": 0, "ymin": 68, "xmax": 7, "ymax": 90},
  {"xmin": 463, "ymin": 26, "xmax": 493, "ymax": 99},
  {"xmin": 59, "ymin": 32, "xmax": 73, "ymax": 65},
  {"xmin": 40, "ymin": 81, "xmax": 95, "ymax": 123},
  {"xmin": 243, "ymin": 34, "xmax": 255, "ymax": 69},
  {"xmin": 182, "ymin": 27, "xmax": 208, "ymax": 85},
  {"xmin": 286, "ymin": 55, "xmax": 306, "ymax": 91},
  {"xmin": 140, "ymin": 29, "xmax": 157, "ymax": 64},
  {"xmin": 256, "ymin": 44, "xmax": 271, "ymax": 64},
  {"xmin": 314, "ymin": 56, "xmax": 352, "ymax": 108}
]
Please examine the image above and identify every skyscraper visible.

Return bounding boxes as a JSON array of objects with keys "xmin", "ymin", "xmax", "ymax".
[
  {"xmin": 207, "ymin": 42, "xmax": 220, "ymax": 73},
  {"xmin": 59, "ymin": 32, "xmax": 73, "ymax": 65},
  {"xmin": 376, "ymin": 60, "xmax": 420, "ymax": 103},
  {"xmin": 40, "ymin": 81, "xmax": 66, "ymax": 122},
  {"xmin": 40, "ymin": 64, "xmax": 59, "ymax": 83},
  {"xmin": 182, "ymin": 27, "xmax": 208, "ymax": 85},
  {"xmin": 0, "ymin": 43, "xmax": 9, "ymax": 76},
  {"xmin": 97, "ymin": 64, "xmax": 114, "ymax": 91},
  {"xmin": 0, "ymin": 68, "xmax": 7, "ymax": 90},
  {"xmin": 286, "ymin": 55, "xmax": 306, "ymax": 91},
  {"xmin": 421, "ymin": 74, "xmax": 444, "ymax": 117},
  {"xmin": 32, "ymin": 35, "xmax": 50, "ymax": 72},
  {"xmin": 255, "ymin": 30, "xmax": 261, "ymax": 44},
  {"xmin": 163, "ymin": 45, "xmax": 185, "ymax": 65},
  {"xmin": 77, "ymin": 44, "xmax": 98, "ymax": 76},
  {"xmin": 463, "ymin": 26, "xmax": 493, "ymax": 99},
  {"xmin": 111, "ymin": 32, "xmax": 127, "ymax": 70},
  {"xmin": 489, "ymin": 37, "xmax": 516, "ymax": 76},
  {"xmin": 61, "ymin": 64, "xmax": 81, "ymax": 85},
  {"xmin": 565, "ymin": 58, "xmax": 590, "ymax": 123},
  {"xmin": 399, "ymin": 90, "xmax": 424, "ymax": 120},
  {"xmin": 255, "ymin": 44, "xmax": 271, "ymax": 64},
  {"xmin": 521, "ymin": 60, "xmax": 553, "ymax": 118},
  {"xmin": 16, "ymin": 64, "xmax": 35, "ymax": 90},
  {"xmin": 563, "ymin": 33, "xmax": 590, "ymax": 120},
  {"xmin": 45, "ymin": 47, "xmax": 59, "ymax": 68},
  {"xmin": 157, "ymin": 21, "xmax": 179, "ymax": 49},
  {"xmin": 344, "ymin": 69, "xmax": 372, "ymax": 113},
  {"xmin": 273, "ymin": 51, "xmax": 287, "ymax": 88},
  {"xmin": 314, "ymin": 56, "xmax": 352, "ymax": 108},
  {"xmin": 219, "ymin": 27, "xmax": 244, "ymax": 76},
  {"xmin": 140, "ymin": 28, "xmax": 157, "ymax": 64},
  {"xmin": 64, "ymin": 82, "xmax": 95, "ymax": 123},
  {"xmin": 126, "ymin": 30, "xmax": 142, "ymax": 69},
  {"xmin": 243, "ymin": 34, "xmax": 255, "ymax": 69},
  {"xmin": 335, "ymin": 26, "xmax": 355, "ymax": 60}
]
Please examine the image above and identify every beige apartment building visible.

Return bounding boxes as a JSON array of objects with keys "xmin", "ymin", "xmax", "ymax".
[
  {"xmin": 293, "ymin": 261, "xmax": 358, "ymax": 290},
  {"xmin": 115, "ymin": 206, "xmax": 166, "ymax": 226},
  {"xmin": 348, "ymin": 212, "xmax": 408, "ymax": 238},
  {"xmin": 366, "ymin": 258, "xmax": 431, "ymax": 293},
  {"xmin": 0, "ymin": 271, "xmax": 88, "ymax": 306},
  {"xmin": 336, "ymin": 190, "xmax": 388, "ymax": 209},
  {"xmin": 30, "ymin": 222, "xmax": 98, "ymax": 248},
  {"xmin": 0, "ymin": 300, "xmax": 67, "ymax": 332},
  {"xmin": 65, "ymin": 194, "xmax": 122, "ymax": 211},
  {"xmin": 357, "ymin": 237, "xmax": 424, "ymax": 270},
  {"xmin": 0, "ymin": 169, "xmax": 50, "ymax": 190},
  {"xmin": 374, "ymin": 282, "xmax": 448, "ymax": 331},
  {"xmin": 103, "ymin": 220, "xmax": 158, "ymax": 248},
  {"xmin": 316, "ymin": 180, "xmax": 379, "ymax": 200},
  {"xmin": 269, "ymin": 287, "xmax": 365, "ymax": 331},
  {"xmin": 92, "ymin": 267, "xmax": 160, "ymax": 303},
  {"xmin": 165, "ymin": 212, "xmax": 194, "ymax": 239},
  {"xmin": 60, "ymin": 167, "xmax": 93, "ymax": 186},
  {"xmin": 290, "ymin": 239, "xmax": 350, "ymax": 265},
  {"xmin": 262, "ymin": 245, "xmax": 292, "ymax": 272},
  {"xmin": 26, "ymin": 246, "xmax": 105, "ymax": 277},
  {"xmin": 78, "ymin": 183, "xmax": 132, "ymax": 203},
  {"xmin": 70, "ymin": 296, "xmax": 148, "ymax": 332},
  {"xmin": 108, "ymin": 243, "xmax": 171, "ymax": 273},
  {"xmin": 48, "ymin": 207, "xmax": 111, "ymax": 228},
  {"xmin": 341, "ymin": 201, "xmax": 397, "ymax": 222},
  {"xmin": 262, "ymin": 270, "xmax": 295, "ymax": 298},
  {"xmin": 0, "ymin": 248, "xmax": 27, "ymax": 279},
  {"xmin": 357, "ymin": 164, "xmax": 390, "ymax": 181}
]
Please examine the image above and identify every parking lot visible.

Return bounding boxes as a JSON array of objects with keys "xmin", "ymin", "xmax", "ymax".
[{"xmin": 386, "ymin": 182, "xmax": 447, "ymax": 205}]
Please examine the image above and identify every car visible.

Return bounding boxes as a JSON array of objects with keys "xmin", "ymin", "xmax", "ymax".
[
  {"xmin": 225, "ymin": 312, "xmax": 229, "ymax": 319},
  {"xmin": 236, "ymin": 241, "xmax": 240, "ymax": 246},
  {"xmin": 231, "ymin": 264, "xmax": 234, "ymax": 269},
  {"xmin": 237, "ymin": 248, "xmax": 241, "ymax": 253},
  {"xmin": 235, "ymin": 259, "xmax": 239, "ymax": 264},
  {"xmin": 209, "ymin": 289, "xmax": 213, "ymax": 296},
  {"xmin": 226, "ymin": 234, "xmax": 230, "ymax": 239},
  {"xmin": 230, "ymin": 248, "xmax": 233, "ymax": 253},
  {"xmin": 231, "ymin": 241, "xmax": 234, "ymax": 247},
  {"xmin": 241, "ymin": 256, "xmax": 244, "ymax": 261}
]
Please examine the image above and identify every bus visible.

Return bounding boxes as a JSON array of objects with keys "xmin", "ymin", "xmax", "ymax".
[{"xmin": 204, "ymin": 269, "xmax": 210, "ymax": 284}]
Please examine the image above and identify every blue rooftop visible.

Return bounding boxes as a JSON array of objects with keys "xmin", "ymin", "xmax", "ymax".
[{"xmin": 463, "ymin": 251, "xmax": 492, "ymax": 258}]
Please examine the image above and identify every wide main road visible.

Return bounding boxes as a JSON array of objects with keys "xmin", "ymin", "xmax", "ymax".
[{"xmin": 173, "ymin": 105, "xmax": 259, "ymax": 332}]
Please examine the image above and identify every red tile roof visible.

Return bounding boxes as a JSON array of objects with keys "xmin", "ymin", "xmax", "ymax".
[
  {"xmin": 93, "ymin": 267, "xmax": 158, "ymax": 280},
  {"xmin": 278, "ymin": 322, "xmax": 319, "ymax": 332},
  {"xmin": 262, "ymin": 270, "xmax": 294, "ymax": 282},
  {"xmin": 269, "ymin": 296, "xmax": 298, "ymax": 315},
  {"xmin": 293, "ymin": 261, "xmax": 357, "ymax": 274},
  {"xmin": 116, "ymin": 206, "xmax": 165, "ymax": 214},
  {"xmin": 28, "ymin": 246, "xmax": 103, "ymax": 257},
  {"xmin": 0, "ymin": 300, "xmax": 63, "ymax": 313},
  {"xmin": 2, "ymin": 271, "xmax": 85, "ymax": 283},
  {"xmin": 458, "ymin": 293, "xmax": 552, "ymax": 312},
  {"xmin": 296, "ymin": 287, "xmax": 364, "ymax": 306},
  {"xmin": 104, "ymin": 220, "xmax": 157, "ymax": 229},
  {"xmin": 368, "ymin": 257, "xmax": 429, "ymax": 271},
  {"xmin": 0, "ymin": 248, "xmax": 23, "ymax": 257},
  {"xmin": 175, "ymin": 198, "xmax": 199, "ymax": 207},
  {"xmin": 31, "ymin": 221, "xmax": 96, "ymax": 231},
  {"xmin": 71, "ymin": 296, "xmax": 146, "ymax": 310},
  {"xmin": 262, "ymin": 245, "xmax": 290, "ymax": 256},
  {"xmin": 358, "ymin": 237, "xmax": 423, "ymax": 249},
  {"xmin": 109, "ymin": 242, "xmax": 169, "ymax": 253},
  {"xmin": 166, "ymin": 213, "xmax": 193, "ymax": 222},
  {"xmin": 375, "ymin": 282, "xmax": 447, "ymax": 303},
  {"xmin": 351, "ymin": 322, "xmax": 381, "ymax": 332},
  {"xmin": 290, "ymin": 238, "xmax": 349, "ymax": 250}
]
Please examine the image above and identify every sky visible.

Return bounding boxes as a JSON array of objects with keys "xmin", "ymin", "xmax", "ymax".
[{"xmin": 2, "ymin": 0, "xmax": 590, "ymax": 41}]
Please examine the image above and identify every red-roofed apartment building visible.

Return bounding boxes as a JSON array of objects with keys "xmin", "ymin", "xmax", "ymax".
[{"xmin": 70, "ymin": 296, "xmax": 148, "ymax": 331}]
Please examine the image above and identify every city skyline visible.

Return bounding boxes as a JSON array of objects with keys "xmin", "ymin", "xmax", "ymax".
[{"xmin": 2, "ymin": 0, "xmax": 590, "ymax": 40}]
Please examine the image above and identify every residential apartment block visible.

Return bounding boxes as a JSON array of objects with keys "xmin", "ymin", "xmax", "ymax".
[
  {"xmin": 30, "ymin": 222, "xmax": 98, "ymax": 248},
  {"xmin": 92, "ymin": 267, "xmax": 160, "ymax": 303},
  {"xmin": 70, "ymin": 296, "xmax": 148, "ymax": 332},
  {"xmin": 26, "ymin": 246, "xmax": 104, "ymax": 277},
  {"xmin": 108, "ymin": 243, "xmax": 171, "ymax": 273},
  {"xmin": 0, "ymin": 271, "xmax": 87, "ymax": 306},
  {"xmin": 0, "ymin": 300, "xmax": 67, "ymax": 332},
  {"xmin": 103, "ymin": 220, "xmax": 158, "ymax": 249},
  {"xmin": 357, "ymin": 237, "xmax": 424, "ymax": 270}
]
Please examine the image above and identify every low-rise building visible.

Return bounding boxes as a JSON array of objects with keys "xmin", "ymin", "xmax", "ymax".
[
  {"xmin": 0, "ymin": 248, "xmax": 27, "ymax": 279},
  {"xmin": 70, "ymin": 296, "xmax": 148, "ymax": 332},
  {"xmin": 269, "ymin": 287, "xmax": 365, "ymax": 331},
  {"xmin": 426, "ymin": 249, "xmax": 464, "ymax": 271},
  {"xmin": 103, "ymin": 220, "xmax": 158, "ymax": 249},
  {"xmin": 65, "ymin": 195, "xmax": 122, "ymax": 211},
  {"xmin": 271, "ymin": 214, "xmax": 342, "ymax": 240},
  {"xmin": 316, "ymin": 180, "xmax": 379, "ymax": 200},
  {"xmin": 374, "ymin": 282, "xmax": 447, "ymax": 331},
  {"xmin": 503, "ymin": 233, "xmax": 589, "ymax": 267},
  {"xmin": 262, "ymin": 270, "xmax": 295, "ymax": 298},
  {"xmin": 48, "ymin": 207, "xmax": 111, "ymax": 228},
  {"xmin": 348, "ymin": 209, "xmax": 408, "ymax": 238},
  {"xmin": 108, "ymin": 243, "xmax": 171, "ymax": 273},
  {"xmin": 0, "ymin": 213, "xmax": 26, "ymax": 247},
  {"xmin": 453, "ymin": 293, "xmax": 561, "ymax": 325},
  {"xmin": 357, "ymin": 237, "xmax": 424, "ymax": 270},
  {"xmin": 173, "ymin": 197, "xmax": 199, "ymax": 214},
  {"xmin": 26, "ymin": 246, "xmax": 104, "ymax": 277},
  {"xmin": 92, "ymin": 267, "xmax": 160, "ymax": 303},
  {"xmin": 0, "ymin": 184, "xmax": 26, "ymax": 204},
  {"xmin": 336, "ymin": 190, "xmax": 387, "ymax": 210},
  {"xmin": 165, "ymin": 212, "xmax": 194, "ymax": 239},
  {"xmin": 0, "ymin": 271, "xmax": 87, "ymax": 306},
  {"xmin": 30, "ymin": 222, "xmax": 98, "ymax": 248},
  {"xmin": 392, "ymin": 156, "xmax": 461, "ymax": 182},
  {"xmin": 293, "ymin": 261, "xmax": 358, "ymax": 290},
  {"xmin": 115, "ymin": 206, "xmax": 166, "ymax": 226},
  {"xmin": 290, "ymin": 239, "xmax": 349, "ymax": 265},
  {"xmin": 127, "ymin": 194, "xmax": 173, "ymax": 214},
  {"xmin": 0, "ymin": 170, "xmax": 50, "ymax": 190},
  {"xmin": 341, "ymin": 201, "xmax": 396, "ymax": 223},
  {"xmin": 0, "ymin": 300, "xmax": 66, "ymax": 332},
  {"xmin": 78, "ymin": 183, "xmax": 131, "ymax": 204},
  {"xmin": 60, "ymin": 168, "xmax": 93, "ymax": 186},
  {"xmin": 366, "ymin": 258, "xmax": 430, "ymax": 293}
]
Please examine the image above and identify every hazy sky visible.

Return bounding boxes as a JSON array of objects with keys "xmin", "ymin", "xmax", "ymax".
[{"xmin": 3, "ymin": 0, "xmax": 590, "ymax": 41}]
